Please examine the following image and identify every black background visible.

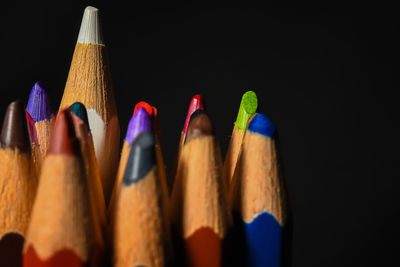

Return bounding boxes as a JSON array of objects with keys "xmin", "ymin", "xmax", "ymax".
[{"xmin": 1, "ymin": 2, "xmax": 399, "ymax": 267}]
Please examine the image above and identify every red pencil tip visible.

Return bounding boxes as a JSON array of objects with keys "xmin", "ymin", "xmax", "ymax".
[
  {"xmin": 183, "ymin": 95, "xmax": 204, "ymax": 134},
  {"xmin": 133, "ymin": 101, "xmax": 154, "ymax": 117},
  {"xmin": 25, "ymin": 111, "xmax": 39, "ymax": 145},
  {"xmin": 49, "ymin": 110, "xmax": 80, "ymax": 155}
]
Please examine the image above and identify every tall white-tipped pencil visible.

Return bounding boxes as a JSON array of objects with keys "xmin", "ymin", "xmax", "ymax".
[{"xmin": 60, "ymin": 6, "xmax": 120, "ymax": 204}]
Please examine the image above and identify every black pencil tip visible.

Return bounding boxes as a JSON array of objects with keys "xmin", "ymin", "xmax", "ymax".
[
  {"xmin": 0, "ymin": 100, "xmax": 31, "ymax": 152},
  {"xmin": 123, "ymin": 132, "xmax": 156, "ymax": 186}
]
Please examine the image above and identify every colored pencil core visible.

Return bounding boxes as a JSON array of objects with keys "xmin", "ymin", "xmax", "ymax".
[
  {"xmin": 49, "ymin": 110, "xmax": 80, "ymax": 155},
  {"xmin": 244, "ymin": 212, "xmax": 282, "ymax": 267},
  {"xmin": 185, "ymin": 112, "xmax": 213, "ymax": 144},
  {"xmin": 0, "ymin": 233, "xmax": 24, "ymax": 267},
  {"xmin": 183, "ymin": 95, "xmax": 204, "ymax": 134},
  {"xmin": 125, "ymin": 108, "xmax": 153, "ymax": 144},
  {"xmin": 123, "ymin": 132, "xmax": 156, "ymax": 186},
  {"xmin": 26, "ymin": 81, "xmax": 53, "ymax": 122},
  {"xmin": 0, "ymin": 100, "xmax": 31, "ymax": 152},
  {"xmin": 24, "ymin": 245, "xmax": 85, "ymax": 267},
  {"xmin": 70, "ymin": 102, "xmax": 90, "ymax": 128},
  {"xmin": 26, "ymin": 111, "xmax": 39, "ymax": 144},
  {"xmin": 133, "ymin": 101, "xmax": 154, "ymax": 117},
  {"xmin": 234, "ymin": 91, "xmax": 258, "ymax": 130},
  {"xmin": 77, "ymin": 6, "xmax": 104, "ymax": 45},
  {"xmin": 185, "ymin": 227, "xmax": 221, "ymax": 267},
  {"xmin": 247, "ymin": 113, "xmax": 275, "ymax": 137}
]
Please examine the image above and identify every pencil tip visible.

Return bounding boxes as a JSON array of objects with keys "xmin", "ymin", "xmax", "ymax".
[
  {"xmin": 235, "ymin": 91, "xmax": 258, "ymax": 130},
  {"xmin": 126, "ymin": 108, "xmax": 153, "ymax": 144},
  {"xmin": 247, "ymin": 113, "xmax": 275, "ymax": 137},
  {"xmin": 25, "ymin": 111, "xmax": 38, "ymax": 144},
  {"xmin": 123, "ymin": 132, "xmax": 156, "ymax": 185},
  {"xmin": 49, "ymin": 110, "xmax": 80, "ymax": 155},
  {"xmin": 77, "ymin": 6, "xmax": 104, "ymax": 45},
  {"xmin": 70, "ymin": 102, "xmax": 90, "ymax": 128},
  {"xmin": 183, "ymin": 95, "xmax": 205, "ymax": 134},
  {"xmin": 26, "ymin": 81, "xmax": 53, "ymax": 122},
  {"xmin": 0, "ymin": 100, "xmax": 31, "ymax": 152},
  {"xmin": 185, "ymin": 112, "xmax": 213, "ymax": 144},
  {"xmin": 133, "ymin": 101, "xmax": 154, "ymax": 117}
]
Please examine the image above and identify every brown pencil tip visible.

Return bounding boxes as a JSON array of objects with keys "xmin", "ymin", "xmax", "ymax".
[
  {"xmin": 0, "ymin": 100, "xmax": 31, "ymax": 152},
  {"xmin": 185, "ymin": 112, "xmax": 213, "ymax": 144},
  {"xmin": 49, "ymin": 110, "xmax": 80, "ymax": 155}
]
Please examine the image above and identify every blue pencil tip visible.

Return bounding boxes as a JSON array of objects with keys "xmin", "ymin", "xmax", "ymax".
[
  {"xmin": 248, "ymin": 114, "xmax": 275, "ymax": 137},
  {"xmin": 26, "ymin": 81, "xmax": 53, "ymax": 122},
  {"xmin": 70, "ymin": 102, "xmax": 90, "ymax": 128}
]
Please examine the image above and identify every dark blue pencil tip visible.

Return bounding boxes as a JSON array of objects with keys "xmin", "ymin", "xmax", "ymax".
[
  {"xmin": 123, "ymin": 132, "xmax": 156, "ymax": 186},
  {"xmin": 70, "ymin": 102, "xmax": 90, "ymax": 128},
  {"xmin": 248, "ymin": 114, "xmax": 275, "ymax": 137},
  {"xmin": 26, "ymin": 81, "xmax": 53, "ymax": 122}
]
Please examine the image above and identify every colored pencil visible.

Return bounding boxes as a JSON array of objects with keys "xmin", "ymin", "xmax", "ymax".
[
  {"xmin": 134, "ymin": 102, "xmax": 167, "ymax": 192},
  {"xmin": 59, "ymin": 6, "xmax": 120, "ymax": 204},
  {"xmin": 169, "ymin": 95, "xmax": 204, "ymax": 190},
  {"xmin": 26, "ymin": 111, "xmax": 42, "ymax": 174},
  {"xmin": 229, "ymin": 113, "xmax": 287, "ymax": 267},
  {"xmin": 222, "ymin": 91, "xmax": 257, "ymax": 188},
  {"xmin": 134, "ymin": 104, "xmax": 169, "ymax": 206},
  {"xmin": 69, "ymin": 102, "xmax": 107, "ymax": 234},
  {"xmin": 133, "ymin": 101, "xmax": 173, "ymax": 259},
  {"xmin": 23, "ymin": 110, "xmax": 104, "ymax": 267},
  {"xmin": 170, "ymin": 110, "xmax": 229, "ymax": 267},
  {"xmin": 26, "ymin": 81, "xmax": 55, "ymax": 164},
  {"xmin": 108, "ymin": 107, "xmax": 152, "ymax": 215},
  {"xmin": 112, "ymin": 131, "xmax": 169, "ymax": 267},
  {"xmin": 0, "ymin": 101, "xmax": 38, "ymax": 267}
]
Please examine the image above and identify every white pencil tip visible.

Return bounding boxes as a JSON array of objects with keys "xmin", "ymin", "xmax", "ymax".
[{"xmin": 77, "ymin": 6, "xmax": 104, "ymax": 45}]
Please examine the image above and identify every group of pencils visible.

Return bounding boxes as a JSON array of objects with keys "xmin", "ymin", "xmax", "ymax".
[{"xmin": 0, "ymin": 6, "xmax": 288, "ymax": 267}]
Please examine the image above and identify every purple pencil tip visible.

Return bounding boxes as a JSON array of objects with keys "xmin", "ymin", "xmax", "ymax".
[
  {"xmin": 26, "ymin": 81, "xmax": 54, "ymax": 122},
  {"xmin": 125, "ymin": 107, "xmax": 153, "ymax": 144}
]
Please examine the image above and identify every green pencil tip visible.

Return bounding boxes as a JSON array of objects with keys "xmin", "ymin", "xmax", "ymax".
[{"xmin": 234, "ymin": 91, "xmax": 258, "ymax": 130}]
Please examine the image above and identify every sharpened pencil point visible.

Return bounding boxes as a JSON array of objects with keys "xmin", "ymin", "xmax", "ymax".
[
  {"xmin": 125, "ymin": 108, "xmax": 153, "ymax": 144},
  {"xmin": 70, "ymin": 102, "xmax": 90, "ymax": 128},
  {"xmin": 25, "ymin": 111, "xmax": 39, "ymax": 145},
  {"xmin": 183, "ymin": 95, "xmax": 204, "ymax": 134},
  {"xmin": 185, "ymin": 112, "xmax": 213, "ymax": 144},
  {"xmin": 235, "ymin": 91, "xmax": 258, "ymax": 130},
  {"xmin": 123, "ymin": 132, "xmax": 156, "ymax": 185},
  {"xmin": 77, "ymin": 6, "xmax": 104, "ymax": 45},
  {"xmin": 26, "ymin": 81, "xmax": 53, "ymax": 122},
  {"xmin": 0, "ymin": 100, "xmax": 31, "ymax": 152},
  {"xmin": 133, "ymin": 101, "xmax": 154, "ymax": 117},
  {"xmin": 49, "ymin": 110, "xmax": 80, "ymax": 155},
  {"xmin": 248, "ymin": 113, "xmax": 275, "ymax": 137}
]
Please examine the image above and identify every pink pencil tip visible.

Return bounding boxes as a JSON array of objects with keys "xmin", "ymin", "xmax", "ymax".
[{"xmin": 183, "ymin": 95, "xmax": 204, "ymax": 134}]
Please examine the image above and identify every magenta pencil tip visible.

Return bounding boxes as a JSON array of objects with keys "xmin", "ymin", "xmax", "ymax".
[
  {"xmin": 183, "ymin": 95, "xmax": 204, "ymax": 134},
  {"xmin": 26, "ymin": 81, "xmax": 54, "ymax": 122},
  {"xmin": 125, "ymin": 108, "xmax": 153, "ymax": 144}
]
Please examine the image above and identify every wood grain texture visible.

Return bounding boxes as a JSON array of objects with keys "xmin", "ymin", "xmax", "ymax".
[
  {"xmin": 60, "ymin": 43, "xmax": 120, "ymax": 203},
  {"xmin": 222, "ymin": 126, "xmax": 244, "ymax": 187},
  {"xmin": 0, "ymin": 149, "xmax": 38, "ymax": 238},
  {"xmin": 229, "ymin": 132, "xmax": 286, "ymax": 225},
  {"xmin": 60, "ymin": 44, "xmax": 116, "ymax": 121},
  {"xmin": 108, "ymin": 141, "xmax": 130, "ymax": 217},
  {"xmin": 31, "ymin": 144, "xmax": 42, "ymax": 179},
  {"xmin": 74, "ymin": 122, "xmax": 107, "ymax": 234},
  {"xmin": 35, "ymin": 117, "xmax": 54, "ymax": 164},
  {"xmin": 23, "ymin": 155, "xmax": 103, "ymax": 263},
  {"xmin": 171, "ymin": 135, "xmax": 229, "ymax": 239},
  {"xmin": 112, "ymin": 167, "xmax": 168, "ymax": 267}
]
